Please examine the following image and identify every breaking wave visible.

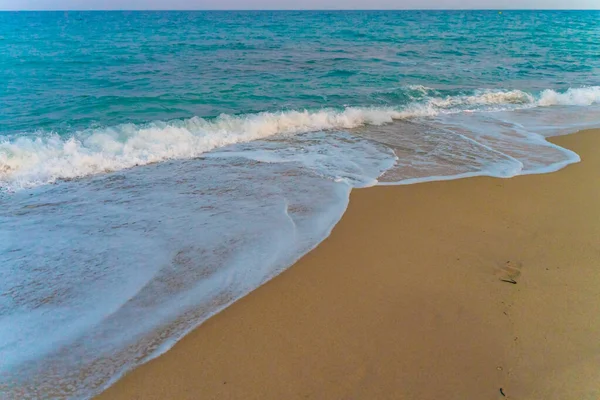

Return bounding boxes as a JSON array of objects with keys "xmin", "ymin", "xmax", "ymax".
[{"xmin": 1, "ymin": 86, "xmax": 598, "ymax": 190}]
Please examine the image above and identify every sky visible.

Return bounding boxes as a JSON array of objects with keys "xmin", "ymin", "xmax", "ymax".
[{"xmin": 2, "ymin": 0, "xmax": 599, "ymax": 10}]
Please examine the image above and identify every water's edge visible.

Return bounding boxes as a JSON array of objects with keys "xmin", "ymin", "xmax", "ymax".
[{"xmin": 89, "ymin": 125, "xmax": 588, "ymax": 400}]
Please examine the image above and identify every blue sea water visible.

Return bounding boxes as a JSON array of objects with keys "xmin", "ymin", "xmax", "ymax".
[{"xmin": 1, "ymin": 10, "xmax": 600, "ymax": 399}]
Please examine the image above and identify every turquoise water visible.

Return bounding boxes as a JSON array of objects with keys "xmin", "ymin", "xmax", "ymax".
[
  {"xmin": 1, "ymin": 10, "xmax": 600, "ymax": 399},
  {"xmin": 2, "ymin": 11, "xmax": 599, "ymax": 136}
]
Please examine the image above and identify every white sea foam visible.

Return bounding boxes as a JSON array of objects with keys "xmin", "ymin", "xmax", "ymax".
[
  {"xmin": 0, "ymin": 131, "xmax": 393, "ymax": 398},
  {"xmin": 1, "ymin": 87, "xmax": 599, "ymax": 190},
  {"xmin": 409, "ymin": 86, "xmax": 600, "ymax": 108},
  {"xmin": 538, "ymin": 86, "xmax": 600, "ymax": 106},
  {"xmin": 430, "ymin": 89, "xmax": 535, "ymax": 107},
  {"xmin": 2, "ymin": 86, "xmax": 598, "ymax": 399},
  {"xmin": 0, "ymin": 107, "xmax": 431, "ymax": 189}
]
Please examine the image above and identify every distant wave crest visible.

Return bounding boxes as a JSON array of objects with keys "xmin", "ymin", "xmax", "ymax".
[{"xmin": 538, "ymin": 86, "xmax": 600, "ymax": 106}]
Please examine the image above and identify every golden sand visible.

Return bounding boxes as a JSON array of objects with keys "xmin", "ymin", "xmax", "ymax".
[{"xmin": 97, "ymin": 129, "xmax": 600, "ymax": 400}]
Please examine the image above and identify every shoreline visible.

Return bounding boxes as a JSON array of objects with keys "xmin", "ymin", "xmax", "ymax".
[{"xmin": 97, "ymin": 129, "xmax": 600, "ymax": 400}]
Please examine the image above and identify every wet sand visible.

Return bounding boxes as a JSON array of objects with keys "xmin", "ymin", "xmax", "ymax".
[{"xmin": 97, "ymin": 129, "xmax": 600, "ymax": 400}]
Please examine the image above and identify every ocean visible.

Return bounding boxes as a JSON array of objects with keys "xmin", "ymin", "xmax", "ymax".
[{"xmin": 1, "ymin": 10, "xmax": 599, "ymax": 399}]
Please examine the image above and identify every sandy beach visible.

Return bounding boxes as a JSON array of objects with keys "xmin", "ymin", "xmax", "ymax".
[{"xmin": 97, "ymin": 129, "xmax": 600, "ymax": 400}]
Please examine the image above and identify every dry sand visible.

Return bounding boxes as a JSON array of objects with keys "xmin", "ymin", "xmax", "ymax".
[{"xmin": 97, "ymin": 129, "xmax": 600, "ymax": 400}]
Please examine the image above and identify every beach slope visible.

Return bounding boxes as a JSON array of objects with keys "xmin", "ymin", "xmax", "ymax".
[{"xmin": 97, "ymin": 129, "xmax": 600, "ymax": 400}]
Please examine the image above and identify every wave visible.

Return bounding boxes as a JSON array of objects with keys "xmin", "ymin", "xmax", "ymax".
[
  {"xmin": 407, "ymin": 85, "xmax": 600, "ymax": 107},
  {"xmin": 538, "ymin": 86, "xmax": 600, "ymax": 106},
  {"xmin": 429, "ymin": 89, "xmax": 535, "ymax": 107},
  {"xmin": 1, "ymin": 86, "xmax": 598, "ymax": 190},
  {"xmin": 0, "ymin": 108, "xmax": 428, "ymax": 190}
]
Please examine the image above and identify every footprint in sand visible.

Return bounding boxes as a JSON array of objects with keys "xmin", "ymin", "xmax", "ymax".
[{"xmin": 495, "ymin": 260, "xmax": 522, "ymax": 284}]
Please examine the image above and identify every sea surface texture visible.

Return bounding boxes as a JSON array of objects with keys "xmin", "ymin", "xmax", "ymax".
[{"xmin": 1, "ymin": 10, "xmax": 599, "ymax": 399}]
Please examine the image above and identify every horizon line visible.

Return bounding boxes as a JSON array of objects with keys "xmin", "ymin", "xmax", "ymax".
[{"xmin": 2, "ymin": 8, "xmax": 599, "ymax": 11}]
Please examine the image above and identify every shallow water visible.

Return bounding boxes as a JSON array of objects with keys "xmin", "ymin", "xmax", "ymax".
[{"xmin": 1, "ymin": 10, "xmax": 600, "ymax": 399}]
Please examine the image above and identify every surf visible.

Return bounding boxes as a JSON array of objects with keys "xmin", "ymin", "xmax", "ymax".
[{"xmin": 1, "ymin": 86, "xmax": 599, "ymax": 191}]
